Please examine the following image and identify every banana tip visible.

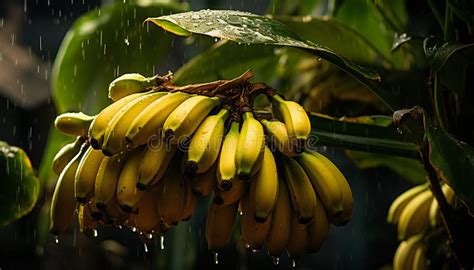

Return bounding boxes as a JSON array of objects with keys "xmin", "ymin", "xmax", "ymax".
[
  {"xmin": 75, "ymin": 197, "xmax": 88, "ymax": 204},
  {"xmin": 185, "ymin": 161, "xmax": 198, "ymax": 177},
  {"xmin": 238, "ymin": 173, "xmax": 251, "ymax": 181},
  {"xmin": 89, "ymin": 138, "xmax": 101, "ymax": 150},
  {"xmin": 136, "ymin": 182, "xmax": 148, "ymax": 191},
  {"xmin": 119, "ymin": 204, "xmax": 134, "ymax": 213},
  {"xmin": 220, "ymin": 180, "xmax": 233, "ymax": 191}
]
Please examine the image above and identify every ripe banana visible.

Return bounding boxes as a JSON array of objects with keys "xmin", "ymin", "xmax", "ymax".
[
  {"xmin": 186, "ymin": 108, "xmax": 229, "ymax": 175},
  {"xmin": 282, "ymin": 157, "xmax": 317, "ymax": 224},
  {"xmin": 52, "ymin": 136, "xmax": 84, "ymax": 176},
  {"xmin": 54, "ymin": 112, "xmax": 94, "ymax": 137},
  {"xmin": 50, "ymin": 143, "xmax": 86, "ymax": 235},
  {"xmin": 235, "ymin": 112, "xmax": 265, "ymax": 180},
  {"xmin": 108, "ymin": 73, "xmax": 157, "ymax": 101},
  {"xmin": 412, "ymin": 241, "xmax": 428, "ymax": 270},
  {"xmin": 388, "ymin": 183, "xmax": 429, "ymax": 224},
  {"xmin": 205, "ymin": 199, "xmax": 239, "ymax": 252},
  {"xmin": 137, "ymin": 144, "xmax": 177, "ymax": 190},
  {"xmin": 397, "ymin": 189, "xmax": 433, "ymax": 240},
  {"xmin": 393, "ymin": 234, "xmax": 423, "ymax": 270},
  {"xmin": 116, "ymin": 146, "xmax": 145, "ymax": 212},
  {"xmin": 216, "ymin": 121, "xmax": 239, "ymax": 191},
  {"xmin": 162, "ymin": 95, "xmax": 220, "ymax": 144},
  {"xmin": 78, "ymin": 203, "xmax": 98, "ymax": 237},
  {"xmin": 102, "ymin": 198, "xmax": 128, "ymax": 224},
  {"xmin": 306, "ymin": 198, "xmax": 329, "ymax": 253},
  {"xmin": 265, "ymin": 179, "xmax": 291, "ymax": 257},
  {"xmin": 308, "ymin": 151, "xmax": 353, "ymax": 226},
  {"xmin": 88, "ymin": 91, "xmax": 149, "ymax": 149},
  {"xmin": 102, "ymin": 91, "xmax": 167, "ymax": 156},
  {"xmin": 429, "ymin": 184, "xmax": 455, "ymax": 227},
  {"xmin": 94, "ymin": 153, "xmax": 127, "ymax": 210},
  {"xmin": 190, "ymin": 163, "xmax": 217, "ymax": 196},
  {"xmin": 296, "ymin": 151, "xmax": 344, "ymax": 219},
  {"xmin": 271, "ymin": 94, "xmax": 310, "ymax": 152},
  {"xmin": 252, "ymin": 146, "xmax": 278, "ymax": 222},
  {"xmin": 214, "ymin": 178, "xmax": 248, "ymax": 206},
  {"xmin": 134, "ymin": 186, "xmax": 161, "ymax": 233},
  {"xmin": 125, "ymin": 92, "xmax": 190, "ymax": 147},
  {"xmin": 285, "ymin": 209, "xmax": 308, "ymax": 259},
  {"xmin": 182, "ymin": 179, "xmax": 197, "ymax": 221},
  {"xmin": 75, "ymin": 146, "xmax": 105, "ymax": 203},
  {"xmin": 240, "ymin": 186, "xmax": 272, "ymax": 250},
  {"xmin": 260, "ymin": 119, "xmax": 298, "ymax": 157}
]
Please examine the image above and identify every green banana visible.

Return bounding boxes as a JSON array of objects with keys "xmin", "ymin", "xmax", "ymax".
[
  {"xmin": 52, "ymin": 136, "xmax": 84, "ymax": 176},
  {"xmin": 75, "ymin": 146, "xmax": 105, "ymax": 203},
  {"xmin": 54, "ymin": 112, "xmax": 94, "ymax": 137},
  {"xmin": 108, "ymin": 73, "xmax": 158, "ymax": 101}
]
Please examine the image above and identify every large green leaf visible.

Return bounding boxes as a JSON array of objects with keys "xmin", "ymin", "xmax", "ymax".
[
  {"xmin": 145, "ymin": 10, "xmax": 404, "ymax": 111},
  {"xmin": 52, "ymin": 1, "xmax": 188, "ymax": 114},
  {"xmin": 426, "ymin": 125, "xmax": 474, "ymax": 213},
  {"xmin": 0, "ymin": 142, "xmax": 40, "ymax": 227}
]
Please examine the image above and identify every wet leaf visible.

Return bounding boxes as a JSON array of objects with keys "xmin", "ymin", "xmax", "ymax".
[
  {"xmin": 423, "ymin": 38, "xmax": 474, "ymax": 73},
  {"xmin": 426, "ymin": 125, "xmax": 474, "ymax": 213},
  {"xmin": 0, "ymin": 141, "xmax": 40, "ymax": 227}
]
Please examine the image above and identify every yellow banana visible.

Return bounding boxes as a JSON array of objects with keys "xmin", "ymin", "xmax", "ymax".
[
  {"xmin": 108, "ymin": 73, "xmax": 157, "ymax": 101},
  {"xmin": 393, "ymin": 234, "xmax": 423, "ymax": 270},
  {"xmin": 137, "ymin": 144, "xmax": 177, "ymax": 190},
  {"xmin": 182, "ymin": 179, "xmax": 197, "ymax": 221},
  {"xmin": 50, "ymin": 143, "xmax": 86, "ymax": 235},
  {"xmin": 134, "ymin": 186, "xmax": 161, "ymax": 233},
  {"xmin": 94, "ymin": 153, "xmax": 127, "ymax": 210},
  {"xmin": 397, "ymin": 189, "xmax": 433, "ymax": 240},
  {"xmin": 88, "ymin": 197, "xmax": 104, "ymax": 222},
  {"xmin": 216, "ymin": 121, "xmax": 239, "ymax": 191},
  {"xmin": 102, "ymin": 198, "xmax": 128, "ymax": 224},
  {"xmin": 78, "ymin": 203, "xmax": 98, "ymax": 237},
  {"xmin": 260, "ymin": 119, "xmax": 298, "ymax": 157},
  {"xmin": 162, "ymin": 95, "xmax": 220, "ymax": 144},
  {"xmin": 271, "ymin": 94, "xmax": 310, "ymax": 152},
  {"xmin": 252, "ymin": 146, "xmax": 278, "ymax": 222},
  {"xmin": 388, "ymin": 183, "xmax": 429, "ymax": 224},
  {"xmin": 54, "ymin": 112, "xmax": 94, "ymax": 137},
  {"xmin": 186, "ymin": 108, "xmax": 229, "ymax": 175},
  {"xmin": 116, "ymin": 146, "xmax": 145, "ymax": 213},
  {"xmin": 125, "ymin": 92, "xmax": 191, "ymax": 147},
  {"xmin": 75, "ymin": 146, "xmax": 105, "ymax": 203},
  {"xmin": 240, "ymin": 186, "xmax": 272, "ymax": 250},
  {"xmin": 88, "ymin": 91, "xmax": 149, "ymax": 149},
  {"xmin": 285, "ymin": 209, "xmax": 308, "ymax": 259},
  {"xmin": 190, "ymin": 163, "xmax": 217, "ymax": 196},
  {"xmin": 102, "ymin": 91, "xmax": 167, "ymax": 156},
  {"xmin": 235, "ymin": 112, "xmax": 265, "ymax": 180},
  {"xmin": 265, "ymin": 179, "xmax": 291, "ymax": 257},
  {"xmin": 214, "ymin": 178, "xmax": 248, "ymax": 206},
  {"xmin": 296, "ymin": 151, "xmax": 344, "ymax": 219},
  {"xmin": 308, "ymin": 151, "xmax": 353, "ymax": 226},
  {"xmin": 52, "ymin": 136, "xmax": 84, "ymax": 176},
  {"xmin": 205, "ymin": 199, "xmax": 239, "ymax": 252},
  {"xmin": 306, "ymin": 198, "xmax": 329, "ymax": 253},
  {"xmin": 429, "ymin": 184, "xmax": 455, "ymax": 227},
  {"xmin": 282, "ymin": 157, "xmax": 317, "ymax": 224},
  {"xmin": 412, "ymin": 242, "xmax": 428, "ymax": 270}
]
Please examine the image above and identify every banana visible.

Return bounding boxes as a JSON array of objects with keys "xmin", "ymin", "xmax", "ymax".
[
  {"xmin": 182, "ymin": 178, "xmax": 197, "ymax": 221},
  {"xmin": 155, "ymin": 156, "xmax": 187, "ymax": 226},
  {"xmin": 137, "ymin": 143, "xmax": 177, "ymax": 190},
  {"xmin": 88, "ymin": 197, "xmax": 104, "ymax": 221},
  {"xmin": 190, "ymin": 163, "xmax": 217, "ymax": 196},
  {"xmin": 397, "ymin": 189, "xmax": 433, "ymax": 240},
  {"xmin": 282, "ymin": 157, "xmax": 317, "ymax": 224},
  {"xmin": 393, "ymin": 234, "xmax": 423, "ymax": 270},
  {"xmin": 306, "ymin": 198, "xmax": 329, "ymax": 253},
  {"xmin": 240, "ymin": 186, "xmax": 272, "ymax": 250},
  {"xmin": 102, "ymin": 91, "xmax": 167, "ymax": 156},
  {"xmin": 108, "ymin": 73, "xmax": 157, "ymax": 101},
  {"xmin": 186, "ymin": 108, "xmax": 229, "ymax": 175},
  {"xmin": 260, "ymin": 119, "xmax": 298, "ymax": 157},
  {"xmin": 52, "ymin": 136, "xmax": 84, "ymax": 175},
  {"xmin": 162, "ymin": 95, "xmax": 220, "ymax": 145},
  {"xmin": 308, "ymin": 151, "xmax": 353, "ymax": 226},
  {"xmin": 412, "ymin": 242, "xmax": 428, "ymax": 270},
  {"xmin": 125, "ymin": 92, "xmax": 191, "ymax": 147},
  {"xmin": 75, "ymin": 146, "xmax": 105, "ymax": 203},
  {"xmin": 296, "ymin": 151, "xmax": 344, "ymax": 219},
  {"xmin": 252, "ymin": 146, "xmax": 278, "ymax": 222},
  {"xmin": 285, "ymin": 209, "xmax": 308, "ymax": 259},
  {"xmin": 54, "ymin": 112, "xmax": 94, "ymax": 137},
  {"xmin": 214, "ymin": 178, "xmax": 248, "ymax": 206},
  {"xmin": 78, "ymin": 203, "xmax": 98, "ymax": 237},
  {"xmin": 235, "ymin": 112, "xmax": 265, "ymax": 180},
  {"xmin": 265, "ymin": 179, "xmax": 291, "ymax": 257},
  {"xmin": 50, "ymin": 143, "xmax": 86, "ymax": 235},
  {"xmin": 134, "ymin": 186, "xmax": 161, "ymax": 233},
  {"xmin": 205, "ymin": 199, "xmax": 239, "ymax": 252},
  {"xmin": 94, "ymin": 153, "xmax": 127, "ymax": 210},
  {"xmin": 216, "ymin": 121, "xmax": 239, "ymax": 191},
  {"xmin": 116, "ymin": 146, "xmax": 146, "ymax": 213},
  {"xmin": 429, "ymin": 184, "xmax": 455, "ymax": 227},
  {"xmin": 388, "ymin": 183, "xmax": 429, "ymax": 224},
  {"xmin": 103, "ymin": 198, "xmax": 128, "ymax": 224},
  {"xmin": 88, "ymin": 91, "xmax": 149, "ymax": 149},
  {"xmin": 271, "ymin": 94, "xmax": 310, "ymax": 152}
]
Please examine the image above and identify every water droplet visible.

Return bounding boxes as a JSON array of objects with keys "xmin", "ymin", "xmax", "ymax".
[
  {"xmin": 118, "ymin": 225, "xmax": 123, "ymax": 230},
  {"xmin": 144, "ymin": 243, "xmax": 148, "ymax": 253},
  {"xmin": 292, "ymin": 259, "xmax": 296, "ymax": 268},
  {"xmin": 206, "ymin": 22, "xmax": 213, "ymax": 26},
  {"xmin": 251, "ymin": 248, "xmax": 259, "ymax": 253},
  {"xmin": 147, "ymin": 234, "xmax": 153, "ymax": 240},
  {"xmin": 396, "ymin": 127, "xmax": 403, "ymax": 134},
  {"xmin": 93, "ymin": 229, "xmax": 98, "ymax": 238},
  {"xmin": 239, "ymin": 211, "xmax": 243, "ymax": 216},
  {"xmin": 192, "ymin": 23, "xmax": 198, "ymax": 28},
  {"xmin": 160, "ymin": 235, "xmax": 165, "ymax": 250},
  {"xmin": 124, "ymin": 38, "xmax": 130, "ymax": 46},
  {"xmin": 213, "ymin": 252, "xmax": 219, "ymax": 264},
  {"xmin": 272, "ymin": 256, "xmax": 280, "ymax": 265},
  {"xmin": 244, "ymin": 243, "xmax": 250, "ymax": 249},
  {"xmin": 191, "ymin": 14, "xmax": 200, "ymax": 20},
  {"xmin": 54, "ymin": 236, "xmax": 59, "ymax": 244},
  {"xmin": 132, "ymin": 227, "xmax": 137, "ymax": 232}
]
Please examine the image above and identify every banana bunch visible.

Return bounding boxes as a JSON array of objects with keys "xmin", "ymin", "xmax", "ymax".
[
  {"xmin": 388, "ymin": 182, "xmax": 457, "ymax": 269},
  {"xmin": 49, "ymin": 71, "xmax": 353, "ymax": 263}
]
